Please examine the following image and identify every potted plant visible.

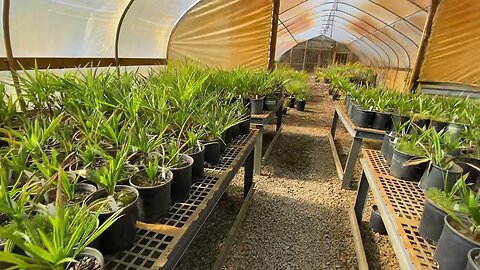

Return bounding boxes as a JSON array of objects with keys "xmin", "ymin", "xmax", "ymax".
[
  {"xmin": 85, "ymin": 144, "xmax": 139, "ymax": 254},
  {"xmin": 380, "ymin": 119, "xmax": 411, "ymax": 165},
  {"xmin": 416, "ymin": 129, "xmax": 464, "ymax": 191},
  {"xmin": 249, "ymin": 72, "xmax": 269, "ymax": 114},
  {"xmin": 466, "ymin": 248, "xmax": 480, "ymax": 270},
  {"xmin": 129, "ymin": 154, "xmax": 173, "ymax": 222},
  {"xmin": 0, "ymin": 175, "xmax": 121, "ymax": 270},
  {"xmin": 434, "ymin": 178, "xmax": 480, "ymax": 270},
  {"xmin": 419, "ymin": 175, "xmax": 466, "ymax": 243},
  {"xmin": 390, "ymin": 131, "xmax": 428, "ymax": 181},
  {"xmin": 458, "ymin": 127, "xmax": 480, "ymax": 185},
  {"xmin": 163, "ymin": 140, "xmax": 193, "ymax": 203},
  {"xmin": 351, "ymin": 93, "xmax": 375, "ymax": 128},
  {"xmin": 371, "ymin": 95, "xmax": 393, "ymax": 130},
  {"xmin": 184, "ymin": 129, "xmax": 205, "ymax": 182}
]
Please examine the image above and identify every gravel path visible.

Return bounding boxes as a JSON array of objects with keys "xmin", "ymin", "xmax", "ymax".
[{"xmin": 175, "ymin": 78, "xmax": 398, "ymax": 270}]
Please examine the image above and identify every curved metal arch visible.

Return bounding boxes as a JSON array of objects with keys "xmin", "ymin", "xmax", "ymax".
[
  {"xmin": 278, "ymin": 20, "xmax": 299, "ymax": 43},
  {"xmin": 296, "ymin": 14, "xmax": 400, "ymax": 68},
  {"xmin": 281, "ymin": 1, "xmax": 420, "ymax": 49},
  {"xmin": 332, "ymin": 10, "xmax": 410, "ymax": 69},
  {"xmin": 165, "ymin": 0, "xmax": 203, "ymax": 58},
  {"xmin": 325, "ymin": 32, "xmax": 376, "ymax": 65},
  {"xmin": 115, "ymin": 0, "xmax": 136, "ymax": 65},
  {"xmin": 345, "ymin": 8, "xmax": 424, "ymax": 47},
  {"xmin": 329, "ymin": 18, "xmax": 393, "ymax": 68},
  {"xmin": 364, "ymin": 0, "xmax": 426, "ymax": 32},
  {"xmin": 331, "ymin": 30, "xmax": 383, "ymax": 67}
]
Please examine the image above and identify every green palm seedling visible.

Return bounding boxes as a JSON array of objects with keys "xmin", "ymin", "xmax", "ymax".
[
  {"xmin": 16, "ymin": 62, "xmax": 63, "ymax": 113},
  {"xmin": 0, "ymin": 113, "xmax": 64, "ymax": 154},
  {"xmin": 0, "ymin": 83, "xmax": 17, "ymax": 126},
  {"xmin": 0, "ymin": 185, "xmax": 121, "ymax": 269},
  {"xmin": 90, "ymin": 143, "xmax": 130, "ymax": 197}
]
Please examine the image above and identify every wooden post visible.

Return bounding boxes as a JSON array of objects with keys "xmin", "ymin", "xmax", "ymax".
[
  {"xmin": 407, "ymin": 0, "xmax": 440, "ymax": 92},
  {"xmin": 2, "ymin": 0, "xmax": 25, "ymax": 110},
  {"xmin": 268, "ymin": 0, "xmax": 280, "ymax": 70}
]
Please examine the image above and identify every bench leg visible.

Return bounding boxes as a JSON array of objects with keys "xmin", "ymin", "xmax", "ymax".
[
  {"xmin": 341, "ymin": 137, "xmax": 362, "ymax": 189},
  {"xmin": 354, "ymin": 171, "xmax": 369, "ymax": 224},
  {"xmin": 253, "ymin": 129, "xmax": 263, "ymax": 175}
]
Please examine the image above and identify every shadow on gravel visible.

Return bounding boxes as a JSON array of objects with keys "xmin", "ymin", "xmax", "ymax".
[
  {"xmin": 266, "ymin": 131, "xmax": 336, "ymax": 181},
  {"xmin": 224, "ymin": 189, "xmax": 357, "ymax": 270},
  {"xmin": 360, "ymin": 222, "xmax": 384, "ymax": 270}
]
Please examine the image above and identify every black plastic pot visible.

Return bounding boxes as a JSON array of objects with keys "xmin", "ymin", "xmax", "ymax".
[
  {"xmin": 369, "ymin": 205, "xmax": 387, "ymax": 235},
  {"xmin": 419, "ymin": 198, "xmax": 447, "ymax": 243},
  {"xmin": 372, "ymin": 112, "xmax": 392, "ymax": 130},
  {"xmin": 219, "ymin": 136, "xmax": 226, "ymax": 154},
  {"xmin": 264, "ymin": 95, "xmax": 277, "ymax": 111},
  {"xmin": 431, "ymin": 120, "xmax": 448, "ymax": 133},
  {"xmin": 408, "ymin": 118, "xmax": 431, "ymax": 134},
  {"xmin": 466, "ymin": 248, "xmax": 480, "ymax": 270},
  {"xmin": 188, "ymin": 144, "xmax": 205, "ymax": 182},
  {"xmin": 390, "ymin": 148, "xmax": 426, "ymax": 181},
  {"xmin": 349, "ymin": 103, "xmax": 360, "ymax": 118},
  {"xmin": 239, "ymin": 118, "xmax": 251, "ymax": 135},
  {"xmin": 46, "ymin": 183, "xmax": 97, "ymax": 205},
  {"xmin": 380, "ymin": 132, "xmax": 397, "ymax": 165},
  {"xmin": 434, "ymin": 216, "xmax": 480, "ymax": 270},
  {"xmin": 457, "ymin": 155, "xmax": 480, "ymax": 185},
  {"xmin": 230, "ymin": 123, "xmax": 240, "ymax": 140},
  {"xmin": 419, "ymin": 162, "xmax": 463, "ymax": 191},
  {"xmin": 352, "ymin": 108, "xmax": 374, "ymax": 128},
  {"xmin": 250, "ymin": 97, "xmax": 264, "ymax": 114},
  {"xmin": 204, "ymin": 140, "xmax": 221, "ymax": 165},
  {"xmin": 344, "ymin": 94, "xmax": 351, "ymax": 108},
  {"xmin": 391, "ymin": 114, "xmax": 411, "ymax": 132},
  {"xmin": 446, "ymin": 122, "xmax": 467, "ymax": 138},
  {"xmin": 170, "ymin": 155, "xmax": 194, "ymax": 203},
  {"xmin": 129, "ymin": 170, "xmax": 173, "ymax": 223},
  {"xmin": 71, "ymin": 247, "xmax": 104, "ymax": 270},
  {"xmin": 85, "ymin": 185, "xmax": 139, "ymax": 254},
  {"xmin": 295, "ymin": 100, "xmax": 306, "ymax": 111},
  {"xmin": 223, "ymin": 129, "xmax": 233, "ymax": 145},
  {"xmin": 288, "ymin": 97, "xmax": 295, "ymax": 108}
]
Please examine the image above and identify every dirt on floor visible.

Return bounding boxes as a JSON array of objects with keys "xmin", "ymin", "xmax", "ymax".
[{"xmin": 175, "ymin": 77, "xmax": 398, "ymax": 270}]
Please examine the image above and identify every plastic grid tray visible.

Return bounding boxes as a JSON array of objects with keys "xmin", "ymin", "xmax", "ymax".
[
  {"xmin": 106, "ymin": 229, "xmax": 174, "ymax": 270},
  {"xmin": 159, "ymin": 176, "xmax": 218, "ymax": 228},
  {"xmin": 105, "ymin": 129, "xmax": 258, "ymax": 269},
  {"xmin": 364, "ymin": 149, "xmax": 437, "ymax": 269}
]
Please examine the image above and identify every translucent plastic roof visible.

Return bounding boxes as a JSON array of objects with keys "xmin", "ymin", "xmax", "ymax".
[
  {"xmin": 276, "ymin": 0, "xmax": 431, "ymax": 69},
  {"xmin": 3, "ymin": 0, "xmax": 199, "ymax": 58}
]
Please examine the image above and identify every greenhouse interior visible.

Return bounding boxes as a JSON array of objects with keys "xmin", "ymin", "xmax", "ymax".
[{"xmin": 0, "ymin": 0, "xmax": 479, "ymax": 269}]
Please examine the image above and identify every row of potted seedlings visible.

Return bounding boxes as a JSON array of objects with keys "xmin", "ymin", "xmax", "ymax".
[
  {"xmin": 344, "ymin": 87, "xmax": 479, "ymax": 133},
  {"xmin": 0, "ymin": 62, "xmax": 292, "ymax": 269},
  {"xmin": 316, "ymin": 63, "xmax": 376, "ymax": 100},
  {"xmin": 273, "ymin": 67, "xmax": 309, "ymax": 112},
  {"xmin": 380, "ymin": 119, "xmax": 480, "ymax": 269}
]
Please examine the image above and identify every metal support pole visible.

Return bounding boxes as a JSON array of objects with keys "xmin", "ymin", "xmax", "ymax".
[
  {"xmin": 330, "ymin": 111, "xmax": 339, "ymax": 139},
  {"xmin": 275, "ymin": 104, "xmax": 283, "ymax": 133},
  {"xmin": 354, "ymin": 171, "xmax": 369, "ymax": 223},
  {"xmin": 254, "ymin": 127, "xmax": 263, "ymax": 175},
  {"xmin": 244, "ymin": 150, "xmax": 254, "ymax": 198},
  {"xmin": 2, "ymin": 0, "xmax": 25, "ymax": 110},
  {"xmin": 302, "ymin": 40, "xmax": 309, "ymax": 71},
  {"xmin": 341, "ymin": 137, "xmax": 363, "ymax": 189}
]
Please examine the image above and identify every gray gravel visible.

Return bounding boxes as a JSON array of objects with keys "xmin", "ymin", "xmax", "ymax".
[{"xmin": 175, "ymin": 77, "xmax": 398, "ymax": 270}]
